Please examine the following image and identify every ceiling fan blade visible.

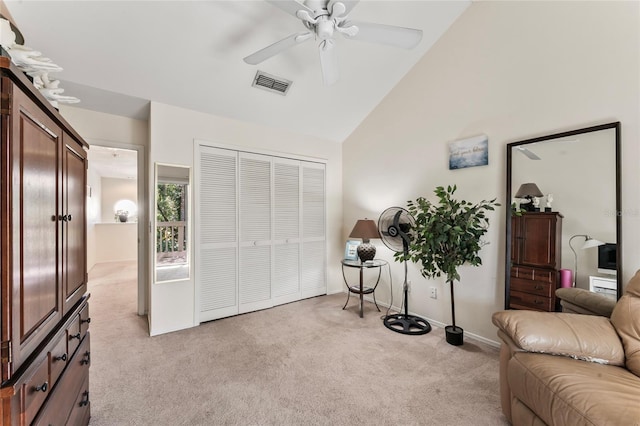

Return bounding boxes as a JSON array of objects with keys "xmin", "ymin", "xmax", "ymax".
[
  {"xmin": 516, "ymin": 147, "xmax": 541, "ymax": 160},
  {"xmin": 342, "ymin": 20, "xmax": 423, "ymax": 49},
  {"xmin": 319, "ymin": 40, "xmax": 339, "ymax": 86},
  {"xmin": 265, "ymin": 0, "xmax": 314, "ymax": 18},
  {"xmin": 244, "ymin": 32, "xmax": 312, "ymax": 65}
]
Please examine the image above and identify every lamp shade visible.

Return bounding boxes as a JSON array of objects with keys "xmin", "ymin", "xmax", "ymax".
[
  {"xmin": 581, "ymin": 236, "xmax": 605, "ymax": 250},
  {"xmin": 349, "ymin": 219, "xmax": 379, "ymax": 242},
  {"xmin": 515, "ymin": 183, "xmax": 544, "ymax": 198},
  {"xmin": 349, "ymin": 219, "xmax": 379, "ymax": 262}
]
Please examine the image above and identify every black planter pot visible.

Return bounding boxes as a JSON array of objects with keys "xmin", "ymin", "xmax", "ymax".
[{"xmin": 445, "ymin": 325, "xmax": 463, "ymax": 346}]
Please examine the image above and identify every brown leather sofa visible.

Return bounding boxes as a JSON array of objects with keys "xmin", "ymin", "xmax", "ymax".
[{"xmin": 492, "ymin": 272, "xmax": 640, "ymax": 425}]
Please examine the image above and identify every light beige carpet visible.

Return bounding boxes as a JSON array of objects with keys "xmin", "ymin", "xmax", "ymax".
[{"xmin": 87, "ymin": 261, "xmax": 508, "ymax": 426}]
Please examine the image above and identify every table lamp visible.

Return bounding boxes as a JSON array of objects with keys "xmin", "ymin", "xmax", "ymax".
[
  {"xmin": 349, "ymin": 219, "xmax": 379, "ymax": 262},
  {"xmin": 515, "ymin": 183, "xmax": 544, "ymax": 211}
]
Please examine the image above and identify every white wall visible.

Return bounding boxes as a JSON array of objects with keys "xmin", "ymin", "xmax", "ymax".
[
  {"xmin": 148, "ymin": 102, "xmax": 342, "ymax": 336},
  {"xmin": 100, "ymin": 177, "xmax": 138, "ymax": 222},
  {"xmin": 342, "ymin": 1, "xmax": 639, "ymax": 345}
]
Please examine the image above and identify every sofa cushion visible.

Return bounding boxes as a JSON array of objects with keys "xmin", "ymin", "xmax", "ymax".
[
  {"xmin": 509, "ymin": 352, "xmax": 640, "ymax": 425},
  {"xmin": 492, "ymin": 310, "xmax": 624, "ymax": 365},
  {"xmin": 610, "ymin": 270, "xmax": 640, "ymax": 378}
]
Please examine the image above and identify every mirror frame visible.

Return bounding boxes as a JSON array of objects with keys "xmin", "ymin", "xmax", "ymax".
[
  {"xmin": 154, "ymin": 162, "xmax": 192, "ymax": 284},
  {"xmin": 505, "ymin": 122, "xmax": 621, "ymax": 309}
]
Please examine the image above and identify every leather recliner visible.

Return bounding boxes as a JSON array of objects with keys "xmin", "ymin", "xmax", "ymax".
[{"xmin": 492, "ymin": 271, "xmax": 640, "ymax": 425}]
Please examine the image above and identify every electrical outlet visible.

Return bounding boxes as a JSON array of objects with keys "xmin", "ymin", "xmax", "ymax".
[{"xmin": 430, "ymin": 287, "xmax": 437, "ymax": 299}]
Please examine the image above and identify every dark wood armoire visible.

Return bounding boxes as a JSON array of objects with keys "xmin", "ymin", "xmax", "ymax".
[
  {"xmin": 0, "ymin": 50, "xmax": 91, "ymax": 425},
  {"xmin": 510, "ymin": 212, "xmax": 563, "ymax": 312}
]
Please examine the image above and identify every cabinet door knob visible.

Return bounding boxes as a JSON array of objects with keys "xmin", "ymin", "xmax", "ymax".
[
  {"xmin": 69, "ymin": 332, "xmax": 81, "ymax": 340},
  {"xmin": 55, "ymin": 353, "xmax": 67, "ymax": 362},
  {"xmin": 35, "ymin": 382, "xmax": 48, "ymax": 393},
  {"xmin": 67, "ymin": 214, "xmax": 73, "ymax": 222},
  {"xmin": 81, "ymin": 317, "xmax": 91, "ymax": 324},
  {"xmin": 534, "ymin": 285, "xmax": 543, "ymax": 290}
]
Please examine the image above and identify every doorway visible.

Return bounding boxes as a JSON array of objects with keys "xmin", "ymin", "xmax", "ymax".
[{"xmin": 87, "ymin": 142, "xmax": 147, "ymax": 317}]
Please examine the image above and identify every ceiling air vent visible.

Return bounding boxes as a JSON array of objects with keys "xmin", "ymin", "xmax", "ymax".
[{"xmin": 252, "ymin": 71, "xmax": 292, "ymax": 96}]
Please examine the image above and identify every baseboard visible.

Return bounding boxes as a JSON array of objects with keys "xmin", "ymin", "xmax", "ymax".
[{"xmin": 342, "ymin": 290, "xmax": 501, "ymax": 348}]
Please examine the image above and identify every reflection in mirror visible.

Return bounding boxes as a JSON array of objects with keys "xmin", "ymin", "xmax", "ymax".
[
  {"xmin": 506, "ymin": 122, "xmax": 621, "ymax": 310},
  {"xmin": 155, "ymin": 163, "xmax": 191, "ymax": 283}
]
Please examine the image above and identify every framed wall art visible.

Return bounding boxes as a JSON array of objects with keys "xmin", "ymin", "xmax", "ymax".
[{"xmin": 448, "ymin": 134, "xmax": 488, "ymax": 170}]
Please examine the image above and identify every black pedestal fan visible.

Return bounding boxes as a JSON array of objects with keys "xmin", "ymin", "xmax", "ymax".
[{"xmin": 378, "ymin": 207, "xmax": 431, "ymax": 335}]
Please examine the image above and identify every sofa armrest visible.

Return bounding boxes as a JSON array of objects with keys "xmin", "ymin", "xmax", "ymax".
[
  {"xmin": 555, "ymin": 287, "xmax": 616, "ymax": 317},
  {"xmin": 492, "ymin": 310, "xmax": 625, "ymax": 365}
]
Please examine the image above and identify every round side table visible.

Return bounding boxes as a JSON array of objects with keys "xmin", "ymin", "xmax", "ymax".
[{"xmin": 341, "ymin": 259, "xmax": 388, "ymax": 318}]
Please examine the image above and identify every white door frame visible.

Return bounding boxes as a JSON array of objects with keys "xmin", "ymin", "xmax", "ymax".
[{"xmin": 87, "ymin": 138, "xmax": 148, "ymax": 315}]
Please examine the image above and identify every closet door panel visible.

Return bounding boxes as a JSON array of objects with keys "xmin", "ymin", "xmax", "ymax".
[
  {"xmin": 238, "ymin": 153, "xmax": 272, "ymax": 313},
  {"xmin": 197, "ymin": 147, "xmax": 238, "ymax": 322},
  {"xmin": 272, "ymin": 159, "xmax": 300, "ymax": 305},
  {"xmin": 301, "ymin": 241, "xmax": 326, "ymax": 298},
  {"xmin": 273, "ymin": 242, "xmax": 300, "ymax": 304},
  {"xmin": 238, "ymin": 245, "xmax": 271, "ymax": 313},
  {"xmin": 239, "ymin": 154, "xmax": 271, "ymax": 242},
  {"xmin": 199, "ymin": 247, "xmax": 237, "ymax": 321},
  {"xmin": 301, "ymin": 163, "xmax": 326, "ymax": 298}
]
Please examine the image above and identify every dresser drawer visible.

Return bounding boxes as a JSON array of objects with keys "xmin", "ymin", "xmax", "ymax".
[
  {"xmin": 510, "ymin": 290, "xmax": 552, "ymax": 312},
  {"xmin": 66, "ymin": 375, "xmax": 90, "ymax": 426},
  {"xmin": 49, "ymin": 332, "xmax": 69, "ymax": 388},
  {"xmin": 67, "ymin": 315, "xmax": 82, "ymax": 358},
  {"xmin": 34, "ymin": 334, "xmax": 90, "ymax": 426},
  {"xmin": 511, "ymin": 266, "xmax": 556, "ymax": 284},
  {"xmin": 511, "ymin": 278, "xmax": 553, "ymax": 297},
  {"xmin": 79, "ymin": 303, "xmax": 91, "ymax": 338},
  {"xmin": 23, "ymin": 355, "xmax": 50, "ymax": 425}
]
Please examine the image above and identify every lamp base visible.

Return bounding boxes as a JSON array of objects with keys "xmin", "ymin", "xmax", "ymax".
[{"xmin": 357, "ymin": 242, "xmax": 376, "ymax": 262}]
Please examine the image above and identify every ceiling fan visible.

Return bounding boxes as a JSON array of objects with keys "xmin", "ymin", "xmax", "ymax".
[{"xmin": 243, "ymin": 0, "xmax": 423, "ymax": 86}]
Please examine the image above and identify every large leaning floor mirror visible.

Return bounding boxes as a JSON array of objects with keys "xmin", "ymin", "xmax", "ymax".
[
  {"xmin": 154, "ymin": 163, "xmax": 191, "ymax": 283},
  {"xmin": 505, "ymin": 122, "xmax": 621, "ymax": 311}
]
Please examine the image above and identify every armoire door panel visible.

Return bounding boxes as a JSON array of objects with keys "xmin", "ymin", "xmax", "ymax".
[
  {"xmin": 62, "ymin": 135, "xmax": 87, "ymax": 313},
  {"xmin": 520, "ymin": 215, "xmax": 556, "ymax": 268},
  {"xmin": 12, "ymin": 92, "xmax": 63, "ymax": 372}
]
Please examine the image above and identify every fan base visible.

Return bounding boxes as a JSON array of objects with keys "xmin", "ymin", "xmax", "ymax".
[{"xmin": 383, "ymin": 314, "xmax": 431, "ymax": 335}]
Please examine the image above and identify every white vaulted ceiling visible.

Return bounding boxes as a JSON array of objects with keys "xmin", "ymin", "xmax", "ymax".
[{"xmin": 6, "ymin": 1, "xmax": 470, "ymax": 143}]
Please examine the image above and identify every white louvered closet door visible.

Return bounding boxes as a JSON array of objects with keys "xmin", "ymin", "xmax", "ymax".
[
  {"xmin": 301, "ymin": 162, "xmax": 326, "ymax": 298},
  {"xmin": 197, "ymin": 147, "xmax": 239, "ymax": 322},
  {"xmin": 238, "ymin": 153, "xmax": 273, "ymax": 314},
  {"xmin": 272, "ymin": 158, "xmax": 301, "ymax": 306}
]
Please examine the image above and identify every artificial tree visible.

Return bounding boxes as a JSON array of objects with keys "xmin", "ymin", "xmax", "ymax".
[{"xmin": 402, "ymin": 185, "xmax": 499, "ymax": 345}]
